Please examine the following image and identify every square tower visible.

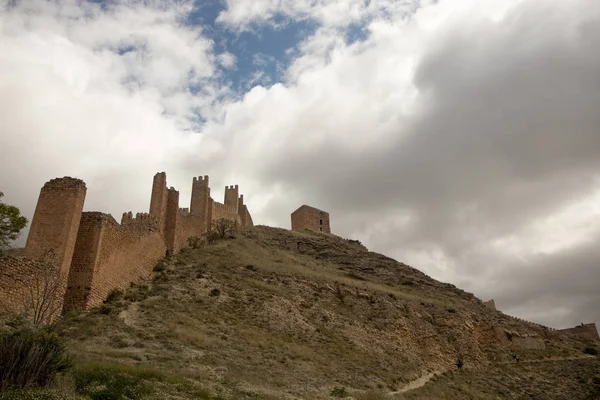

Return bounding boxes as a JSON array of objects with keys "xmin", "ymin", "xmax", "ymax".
[
  {"xmin": 24, "ymin": 177, "xmax": 87, "ymax": 274},
  {"xmin": 291, "ymin": 205, "xmax": 331, "ymax": 234}
]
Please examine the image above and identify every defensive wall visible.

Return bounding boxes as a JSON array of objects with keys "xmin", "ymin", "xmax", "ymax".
[
  {"xmin": 557, "ymin": 323, "xmax": 599, "ymax": 341},
  {"xmin": 0, "ymin": 172, "xmax": 253, "ymax": 315}
]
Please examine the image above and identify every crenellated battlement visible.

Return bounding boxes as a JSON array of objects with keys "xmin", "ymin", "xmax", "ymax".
[
  {"xmin": 9, "ymin": 172, "xmax": 253, "ymax": 315},
  {"xmin": 192, "ymin": 175, "xmax": 210, "ymax": 187}
]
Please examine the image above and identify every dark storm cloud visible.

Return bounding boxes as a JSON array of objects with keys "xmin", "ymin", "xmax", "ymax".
[{"xmin": 205, "ymin": 0, "xmax": 600, "ymax": 328}]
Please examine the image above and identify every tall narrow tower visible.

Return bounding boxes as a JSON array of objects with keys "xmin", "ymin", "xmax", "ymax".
[
  {"xmin": 24, "ymin": 177, "xmax": 87, "ymax": 274},
  {"xmin": 224, "ymin": 185, "xmax": 239, "ymax": 212},
  {"xmin": 190, "ymin": 175, "xmax": 210, "ymax": 231},
  {"xmin": 149, "ymin": 172, "xmax": 168, "ymax": 233}
]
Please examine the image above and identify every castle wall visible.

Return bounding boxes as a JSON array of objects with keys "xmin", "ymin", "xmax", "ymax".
[
  {"xmin": 237, "ymin": 195, "xmax": 254, "ymax": 227},
  {"xmin": 211, "ymin": 201, "xmax": 241, "ymax": 226},
  {"xmin": 63, "ymin": 212, "xmax": 165, "ymax": 312},
  {"xmin": 291, "ymin": 205, "xmax": 331, "ymax": 234},
  {"xmin": 11, "ymin": 172, "xmax": 254, "ymax": 316},
  {"xmin": 23, "ymin": 177, "xmax": 86, "ymax": 274},
  {"xmin": 558, "ymin": 323, "xmax": 599, "ymax": 341},
  {"xmin": 0, "ymin": 256, "xmax": 65, "ymax": 323}
]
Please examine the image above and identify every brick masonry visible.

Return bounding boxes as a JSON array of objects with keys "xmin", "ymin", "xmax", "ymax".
[
  {"xmin": 291, "ymin": 205, "xmax": 331, "ymax": 234},
  {"xmin": 0, "ymin": 172, "xmax": 253, "ymax": 315}
]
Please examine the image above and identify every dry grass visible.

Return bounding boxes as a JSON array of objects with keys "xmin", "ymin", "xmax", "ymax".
[
  {"xmin": 47, "ymin": 226, "xmax": 595, "ymax": 399},
  {"xmin": 398, "ymin": 357, "xmax": 600, "ymax": 399}
]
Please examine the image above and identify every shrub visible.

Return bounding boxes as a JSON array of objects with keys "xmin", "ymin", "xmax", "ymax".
[
  {"xmin": 104, "ymin": 289, "xmax": 123, "ymax": 304},
  {"xmin": 583, "ymin": 347, "xmax": 598, "ymax": 356},
  {"xmin": 73, "ymin": 363, "xmax": 156, "ymax": 400},
  {"xmin": 152, "ymin": 261, "xmax": 166, "ymax": 272},
  {"xmin": 205, "ymin": 230, "xmax": 220, "ymax": 244},
  {"xmin": 209, "ymin": 288, "xmax": 220, "ymax": 297},
  {"xmin": 211, "ymin": 218, "xmax": 239, "ymax": 239},
  {"xmin": 124, "ymin": 285, "xmax": 149, "ymax": 302},
  {"xmin": 355, "ymin": 390, "xmax": 389, "ymax": 400},
  {"xmin": 330, "ymin": 386, "xmax": 349, "ymax": 398},
  {"xmin": 97, "ymin": 305, "xmax": 112, "ymax": 315},
  {"xmin": 0, "ymin": 326, "xmax": 72, "ymax": 391},
  {"xmin": 187, "ymin": 236, "xmax": 204, "ymax": 249}
]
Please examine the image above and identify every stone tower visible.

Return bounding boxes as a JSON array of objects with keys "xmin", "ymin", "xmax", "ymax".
[
  {"xmin": 24, "ymin": 177, "xmax": 87, "ymax": 274},
  {"xmin": 291, "ymin": 205, "xmax": 331, "ymax": 234},
  {"xmin": 149, "ymin": 172, "xmax": 168, "ymax": 233},
  {"xmin": 224, "ymin": 184, "xmax": 239, "ymax": 212},
  {"xmin": 190, "ymin": 175, "xmax": 210, "ymax": 230}
]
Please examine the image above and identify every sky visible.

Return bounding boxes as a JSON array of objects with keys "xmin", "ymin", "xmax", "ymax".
[{"xmin": 1, "ymin": 0, "xmax": 599, "ymax": 331}]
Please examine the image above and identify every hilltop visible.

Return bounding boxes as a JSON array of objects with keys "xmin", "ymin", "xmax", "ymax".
[{"xmin": 46, "ymin": 226, "xmax": 599, "ymax": 399}]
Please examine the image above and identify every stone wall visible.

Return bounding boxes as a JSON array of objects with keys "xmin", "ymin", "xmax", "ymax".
[
  {"xmin": 558, "ymin": 323, "xmax": 599, "ymax": 341},
  {"xmin": 483, "ymin": 299, "xmax": 496, "ymax": 310},
  {"xmin": 15, "ymin": 173, "xmax": 253, "ymax": 314},
  {"xmin": 3, "ymin": 172, "xmax": 253, "ymax": 315},
  {"xmin": 212, "ymin": 201, "xmax": 241, "ymax": 225},
  {"xmin": 291, "ymin": 205, "xmax": 331, "ymax": 234},
  {"xmin": 63, "ymin": 212, "xmax": 165, "ymax": 311},
  {"xmin": 0, "ymin": 256, "xmax": 65, "ymax": 322}
]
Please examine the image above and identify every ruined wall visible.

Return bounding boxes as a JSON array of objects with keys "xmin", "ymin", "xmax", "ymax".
[
  {"xmin": 63, "ymin": 212, "xmax": 165, "ymax": 312},
  {"xmin": 24, "ymin": 177, "xmax": 86, "ymax": 274},
  {"xmin": 484, "ymin": 299, "xmax": 496, "ymax": 310},
  {"xmin": 291, "ymin": 205, "xmax": 331, "ymax": 234},
  {"xmin": 558, "ymin": 323, "xmax": 600, "ymax": 341}
]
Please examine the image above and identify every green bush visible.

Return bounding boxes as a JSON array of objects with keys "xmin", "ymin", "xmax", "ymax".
[
  {"xmin": 330, "ymin": 386, "xmax": 349, "ymax": 398},
  {"xmin": 0, "ymin": 327, "xmax": 72, "ymax": 391},
  {"xmin": 124, "ymin": 285, "xmax": 150, "ymax": 302},
  {"xmin": 205, "ymin": 230, "xmax": 220, "ymax": 244},
  {"xmin": 209, "ymin": 288, "xmax": 220, "ymax": 297},
  {"xmin": 187, "ymin": 236, "xmax": 204, "ymax": 249},
  {"xmin": 354, "ymin": 390, "xmax": 389, "ymax": 400},
  {"xmin": 583, "ymin": 347, "xmax": 598, "ymax": 356},
  {"xmin": 73, "ymin": 363, "xmax": 156, "ymax": 400},
  {"xmin": 104, "ymin": 289, "xmax": 123, "ymax": 303},
  {"xmin": 152, "ymin": 261, "xmax": 166, "ymax": 272}
]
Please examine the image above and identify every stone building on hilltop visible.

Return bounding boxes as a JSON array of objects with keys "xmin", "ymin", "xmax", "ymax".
[{"xmin": 291, "ymin": 205, "xmax": 331, "ymax": 234}]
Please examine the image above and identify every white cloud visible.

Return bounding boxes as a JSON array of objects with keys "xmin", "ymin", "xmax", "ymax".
[
  {"xmin": 0, "ymin": 0, "xmax": 227, "ymax": 227},
  {"xmin": 216, "ymin": 0, "xmax": 419, "ymax": 31},
  {"xmin": 2, "ymin": 0, "xmax": 600, "ymax": 331}
]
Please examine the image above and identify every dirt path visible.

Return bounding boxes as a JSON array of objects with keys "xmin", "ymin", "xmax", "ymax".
[
  {"xmin": 388, "ymin": 371, "xmax": 441, "ymax": 396},
  {"xmin": 388, "ymin": 355, "xmax": 595, "ymax": 396}
]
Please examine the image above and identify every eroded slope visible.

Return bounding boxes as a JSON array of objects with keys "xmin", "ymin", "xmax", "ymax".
[{"xmin": 59, "ymin": 226, "xmax": 593, "ymax": 399}]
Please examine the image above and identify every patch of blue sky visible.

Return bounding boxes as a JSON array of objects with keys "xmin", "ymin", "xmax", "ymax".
[
  {"xmin": 345, "ymin": 22, "xmax": 370, "ymax": 45},
  {"xmin": 187, "ymin": 1, "xmax": 318, "ymax": 94}
]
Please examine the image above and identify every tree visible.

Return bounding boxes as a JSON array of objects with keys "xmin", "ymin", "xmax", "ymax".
[
  {"xmin": 20, "ymin": 250, "xmax": 66, "ymax": 328},
  {"xmin": 0, "ymin": 191, "xmax": 28, "ymax": 257},
  {"xmin": 212, "ymin": 218, "xmax": 239, "ymax": 239}
]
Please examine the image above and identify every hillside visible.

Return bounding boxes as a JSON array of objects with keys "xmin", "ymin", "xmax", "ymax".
[{"xmin": 50, "ymin": 226, "xmax": 598, "ymax": 399}]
